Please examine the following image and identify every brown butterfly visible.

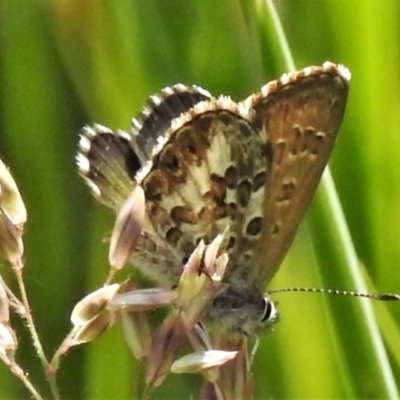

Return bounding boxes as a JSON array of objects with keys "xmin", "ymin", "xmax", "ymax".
[{"xmin": 77, "ymin": 61, "xmax": 350, "ymax": 335}]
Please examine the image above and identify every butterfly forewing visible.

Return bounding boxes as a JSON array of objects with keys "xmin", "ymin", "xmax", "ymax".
[
  {"xmin": 132, "ymin": 84, "xmax": 211, "ymax": 164},
  {"xmin": 245, "ymin": 63, "xmax": 350, "ymax": 286}
]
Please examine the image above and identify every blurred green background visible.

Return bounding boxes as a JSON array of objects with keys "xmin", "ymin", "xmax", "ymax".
[{"xmin": 0, "ymin": 0, "xmax": 399, "ymax": 398}]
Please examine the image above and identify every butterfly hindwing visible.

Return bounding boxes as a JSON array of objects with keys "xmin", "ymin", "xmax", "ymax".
[
  {"xmin": 77, "ymin": 125, "xmax": 139, "ymax": 210},
  {"xmin": 139, "ymin": 97, "xmax": 268, "ymax": 283}
]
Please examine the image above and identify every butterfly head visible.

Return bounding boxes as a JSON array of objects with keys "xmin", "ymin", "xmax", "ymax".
[{"xmin": 209, "ymin": 287, "xmax": 279, "ymax": 335}]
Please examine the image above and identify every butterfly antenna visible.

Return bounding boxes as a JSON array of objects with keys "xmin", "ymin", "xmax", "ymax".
[{"xmin": 268, "ymin": 287, "xmax": 400, "ymax": 301}]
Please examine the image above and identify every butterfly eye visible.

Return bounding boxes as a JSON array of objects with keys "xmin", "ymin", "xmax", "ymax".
[
  {"xmin": 260, "ymin": 297, "xmax": 276, "ymax": 323},
  {"xmin": 182, "ymin": 256, "xmax": 189, "ymax": 265}
]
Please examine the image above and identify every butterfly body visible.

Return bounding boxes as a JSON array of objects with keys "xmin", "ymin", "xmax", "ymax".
[{"xmin": 77, "ymin": 62, "xmax": 350, "ymax": 334}]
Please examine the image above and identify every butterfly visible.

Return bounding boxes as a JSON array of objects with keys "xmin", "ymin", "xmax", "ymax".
[{"xmin": 77, "ymin": 61, "xmax": 350, "ymax": 335}]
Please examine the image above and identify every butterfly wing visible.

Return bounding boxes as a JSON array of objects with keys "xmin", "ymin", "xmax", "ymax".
[
  {"xmin": 242, "ymin": 62, "xmax": 350, "ymax": 288},
  {"xmin": 131, "ymin": 84, "xmax": 211, "ymax": 165},
  {"xmin": 139, "ymin": 97, "xmax": 268, "ymax": 280},
  {"xmin": 77, "ymin": 125, "xmax": 139, "ymax": 210},
  {"xmin": 77, "ymin": 86, "xmax": 214, "ymax": 285}
]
